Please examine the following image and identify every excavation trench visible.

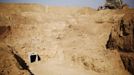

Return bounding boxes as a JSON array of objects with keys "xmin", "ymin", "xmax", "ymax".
[{"xmin": 106, "ymin": 14, "xmax": 134, "ymax": 75}]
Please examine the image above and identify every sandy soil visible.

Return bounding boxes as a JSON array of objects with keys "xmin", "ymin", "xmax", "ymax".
[{"xmin": 0, "ymin": 3, "xmax": 133, "ymax": 75}]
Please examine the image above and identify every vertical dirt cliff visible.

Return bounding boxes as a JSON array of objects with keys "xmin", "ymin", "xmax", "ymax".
[{"xmin": 106, "ymin": 11, "xmax": 134, "ymax": 75}]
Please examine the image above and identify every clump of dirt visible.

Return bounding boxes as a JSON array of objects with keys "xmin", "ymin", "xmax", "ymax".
[{"xmin": 0, "ymin": 45, "xmax": 32, "ymax": 75}]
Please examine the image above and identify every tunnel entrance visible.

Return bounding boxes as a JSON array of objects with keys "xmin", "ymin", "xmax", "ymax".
[{"xmin": 29, "ymin": 52, "xmax": 41, "ymax": 63}]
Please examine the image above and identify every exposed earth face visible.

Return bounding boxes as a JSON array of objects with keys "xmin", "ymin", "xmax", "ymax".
[{"xmin": 0, "ymin": 3, "xmax": 134, "ymax": 75}]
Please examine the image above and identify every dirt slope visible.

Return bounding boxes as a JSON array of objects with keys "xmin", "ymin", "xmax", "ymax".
[
  {"xmin": 0, "ymin": 44, "xmax": 30, "ymax": 75},
  {"xmin": 0, "ymin": 3, "xmax": 133, "ymax": 75}
]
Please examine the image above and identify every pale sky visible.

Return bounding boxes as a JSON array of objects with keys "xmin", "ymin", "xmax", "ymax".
[{"xmin": 0, "ymin": 0, "xmax": 134, "ymax": 8}]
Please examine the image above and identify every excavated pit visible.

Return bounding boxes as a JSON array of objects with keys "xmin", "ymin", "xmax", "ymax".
[
  {"xmin": 0, "ymin": 3, "xmax": 134, "ymax": 75},
  {"xmin": 106, "ymin": 13, "xmax": 134, "ymax": 75}
]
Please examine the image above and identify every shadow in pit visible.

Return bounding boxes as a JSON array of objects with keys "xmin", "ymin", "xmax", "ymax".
[
  {"xmin": 13, "ymin": 53, "xmax": 34, "ymax": 75},
  {"xmin": 7, "ymin": 45, "xmax": 34, "ymax": 75}
]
